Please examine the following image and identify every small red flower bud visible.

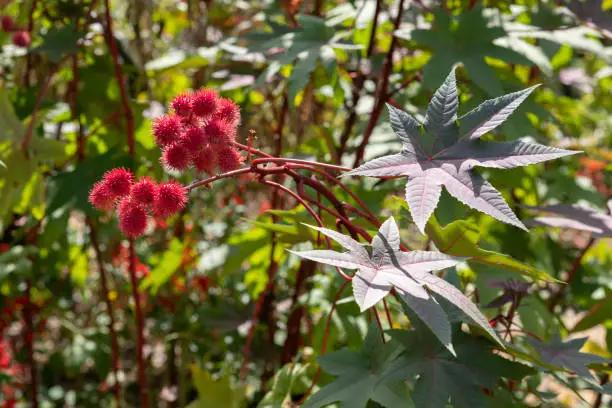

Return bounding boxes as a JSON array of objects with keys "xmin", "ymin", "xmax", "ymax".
[
  {"xmin": 88, "ymin": 182, "xmax": 116, "ymax": 210},
  {"xmin": 12, "ymin": 31, "xmax": 30, "ymax": 48},
  {"xmin": 130, "ymin": 177, "xmax": 157, "ymax": 207},
  {"xmin": 1, "ymin": 16, "xmax": 15, "ymax": 32},
  {"xmin": 192, "ymin": 146, "xmax": 216, "ymax": 175},
  {"xmin": 215, "ymin": 98, "xmax": 240, "ymax": 126},
  {"xmin": 117, "ymin": 198, "xmax": 148, "ymax": 237},
  {"xmin": 161, "ymin": 142, "xmax": 190, "ymax": 171},
  {"xmin": 203, "ymin": 118, "xmax": 236, "ymax": 144},
  {"xmin": 216, "ymin": 146, "xmax": 244, "ymax": 172},
  {"xmin": 192, "ymin": 88, "xmax": 219, "ymax": 120},
  {"xmin": 170, "ymin": 92, "xmax": 193, "ymax": 117},
  {"xmin": 181, "ymin": 126, "xmax": 206, "ymax": 151},
  {"xmin": 153, "ymin": 114, "xmax": 182, "ymax": 147},
  {"xmin": 154, "ymin": 181, "xmax": 188, "ymax": 218},
  {"xmin": 102, "ymin": 168, "xmax": 134, "ymax": 197}
]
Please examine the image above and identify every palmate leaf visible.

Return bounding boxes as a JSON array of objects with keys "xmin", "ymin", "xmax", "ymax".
[
  {"xmin": 303, "ymin": 323, "xmax": 412, "ymax": 408},
  {"xmin": 408, "ymin": 7, "xmax": 533, "ymax": 95},
  {"xmin": 384, "ymin": 326, "xmax": 534, "ymax": 408},
  {"xmin": 523, "ymin": 200, "xmax": 612, "ymax": 238},
  {"xmin": 288, "ymin": 217, "xmax": 503, "ymax": 351},
  {"xmin": 525, "ymin": 334, "xmax": 610, "ymax": 383},
  {"xmin": 344, "ymin": 68, "xmax": 579, "ymax": 233}
]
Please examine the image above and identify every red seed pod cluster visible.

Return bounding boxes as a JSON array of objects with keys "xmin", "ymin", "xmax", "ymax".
[
  {"xmin": 0, "ymin": 15, "xmax": 30, "ymax": 48},
  {"xmin": 88, "ymin": 168, "xmax": 188, "ymax": 237},
  {"xmin": 152, "ymin": 88, "xmax": 244, "ymax": 175}
]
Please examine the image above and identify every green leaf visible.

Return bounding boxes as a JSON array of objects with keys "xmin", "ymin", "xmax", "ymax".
[
  {"xmin": 31, "ymin": 22, "xmax": 87, "ymax": 63},
  {"xmin": 412, "ymin": 7, "xmax": 531, "ymax": 95},
  {"xmin": 140, "ymin": 239, "xmax": 186, "ymax": 294},
  {"xmin": 304, "ymin": 323, "xmax": 412, "ymax": 408},
  {"xmin": 573, "ymin": 294, "xmax": 612, "ymax": 332},
  {"xmin": 258, "ymin": 362, "xmax": 309, "ymax": 407},
  {"xmin": 288, "ymin": 49, "xmax": 319, "ymax": 104},
  {"xmin": 425, "ymin": 216, "xmax": 559, "ymax": 282},
  {"xmin": 385, "ymin": 328, "xmax": 534, "ymax": 408},
  {"xmin": 187, "ymin": 365, "xmax": 246, "ymax": 408}
]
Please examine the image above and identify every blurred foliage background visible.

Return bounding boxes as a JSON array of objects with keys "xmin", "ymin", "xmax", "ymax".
[{"xmin": 0, "ymin": 0, "xmax": 611, "ymax": 407}]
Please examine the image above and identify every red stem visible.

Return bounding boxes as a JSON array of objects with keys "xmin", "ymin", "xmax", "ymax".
[
  {"xmin": 104, "ymin": 0, "xmax": 134, "ymax": 156},
  {"xmin": 548, "ymin": 237, "xmax": 595, "ymax": 311},
  {"xmin": 353, "ymin": 0, "xmax": 406, "ymax": 167},
  {"xmin": 128, "ymin": 240, "xmax": 150, "ymax": 408},
  {"xmin": 24, "ymin": 279, "xmax": 39, "ymax": 408},
  {"xmin": 295, "ymin": 280, "xmax": 351, "ymax": 405},
  {"xmin": 22, "ymin": 66, "xmax": 58, "ymax": 151},
  {"xmin": 89, "ymin": 220, "xmax": 121, "ymax": 405}
]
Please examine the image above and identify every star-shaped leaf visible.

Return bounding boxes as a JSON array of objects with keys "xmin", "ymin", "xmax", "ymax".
[
  {"xmin": 303, "ymin": 323, "xmax": 412, "ymax": 408},
  {"xmin": 289, "ymin": 217, "xmax": 503, "ymax": 351},
  {"xmin": 31, "ymin": 22, "xmax": 87, "ymax": 63},
  {"xmin": 408, "ymin": 7, "xmax": 533, "ymax": 95},
  {"xmin": 344, "ymin": 68, "xmax": 579, "ymax": 233},
  {"xmin": 383, "ymin": 322, "xmax": 534, "ymax": 408},
  {"xmin": 523, "ymin": 200, "xmax": 612, "ymax": 238},
  {"xmin": 525, "ymin": 334, "xmax": 610, "ymax": 382}
]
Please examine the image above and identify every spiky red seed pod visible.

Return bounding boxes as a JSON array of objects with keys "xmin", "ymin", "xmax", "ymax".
[
  {"xmin": 192, "ymin": 146, "xmax": 216, "ymax": 175},
  {"xmin": 215, "ymin": 98, "xmax": 240, "ymax": 126},
  {"xmin": 117, "ymin": 198, "xmax": 148, "ymax": 237},
  {"xmin": 192, "ymin": 88, "xmax": 219, "ymax": 120},
  {"xmin": 88, "ymin": 182, "xmax": 116, "ymax": 210},
  {"xmin": 1, "ymin": 16, "xmax": 15, "ymax": 32},
  {"xmin": 216, "ymin": 146, "xmax": 244, "ymax": 172},
  {"xmin": 152, "ymin": 114, "xmax": 182, "ymax": 147},
  {"xmin": 12, "ymin": 31, "xmax": 30, "ymax": 48},
  {"xmin": 170, "ymin": 92, "xmax": 193, "ymax": 117},
  {"xmin": 181, "ymin": 126, "xmax": 206, "ymax": 151},
  {"xmin": 130, "ymin": 177, "xmax": 157, "ymax": 207},
  {"xmin": 161, "ymin": 142, "xmax": 190, "ymax": 171},
  {"xmin": 102, "ymin": 168, "xmax": 134, "ymax": 197},
  {"xmin": 153, "ymin": 181, "xmax": 188, "ymax": 218},
  {"xmin": 203, "ymin": 118, "xmax": 236, "ymax": 144}
]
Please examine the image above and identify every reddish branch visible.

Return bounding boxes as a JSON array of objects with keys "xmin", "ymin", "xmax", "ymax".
[
  {"xmin": 24, "ymin": 279, "xmax": 38, "ymax": 408},
  {"xmin": 337, "ymin": 0, "xmax": 382, "ymax": 160},
  {"xmin": 548, "ymin": 237, "xmax": 596, "ymax": 311},
  {"xmin": 88, "ymin": 220, "xmax": 121, "ymax": 405},
  {"xmin": 353, "ymin": 0, "xmax": 406, "ymax": 167},
  {"xmin": 129, "ymin": 240, "xmax": 150, "ymax": 408},
  {"xmin": 104, "ymin": 0, "xmax": 135, "ymax": 156},
  {"xmin": 22, "ymin": 66, "xmax": 58, "ymax": 151}
]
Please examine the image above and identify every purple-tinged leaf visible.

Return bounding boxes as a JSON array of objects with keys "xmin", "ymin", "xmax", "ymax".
[
  {"xmin": 353, "ymin": 267, "xmax": 429, "ymax": 312},
  {"xmin": 523, "ymin": 202, "xmax": 612, "ymax": 238},
  {"xmin": 286, "ymin": 249, "xmax": 372, "ymax": 270},
  {"xmin": 352, "ymin": 269, "xmax": 393, "ymax": 312},
  {"xmin": 425, "ymin": 67, "xmax": 459, "ymax": 153},
  {"xmin": 398, "ymin": 288, "xmax": 455, "ymax": 356},
  {"xmin": 438, "ymin": 140, "xmax": 580, "ymax": 170},
  {"xmin": 302, "ymin": 224, "xmax": 370, "ymax": 261},
  {"xmin": 386, "ymin": 103, "xmax": 427, "ymax": 158},
  {"xmin": 345, "ymin": 69, "xmax": 580, "ymax": 232},
  {"xmin": 410, "ymin": 269, "xmax": 503, "ymax": 347},
  {"xmin": 342, "ymin": 153, "xmax": 421, "ymax": 177},
  {"xmin": 437, "ymin": 167, "xmax": 527, "ymax": 231},
  {"xmin": 459, "ymin": 85, "xmax": 540, "ymax": 140},
  {"xmin": 405, "ymin": 174, "xmax": 443, "ymax": 234},
  {"xmin": 371, "ymin": 217, "xmax": 401, "ymax": 264},
  {"xmin": 526, "ymin": 334, "xmax": 610, "ymax": 382},
  {"xmin": 288, "ymin": 218, "xmax": 479, "ymax": 351}
]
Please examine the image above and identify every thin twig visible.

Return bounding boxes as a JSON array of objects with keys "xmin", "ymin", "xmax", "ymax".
[
  {"xmin": 353, "ymin": 0, "xmax": 406, "ymax": 167},
  {"xmin": 88, "ymin": 220, "xmax": 121, "ymax": 405},
  {"xmin": 104, "ymin": 0, "xmax": 134, "ymax": 156},
  {"xmin": 128, "ymin": 240, "xmax": 150, "ymax": 408}
]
